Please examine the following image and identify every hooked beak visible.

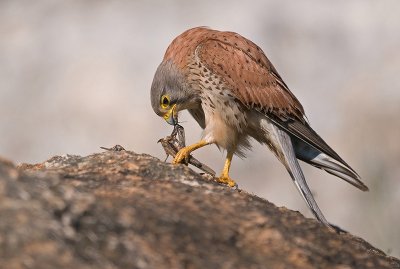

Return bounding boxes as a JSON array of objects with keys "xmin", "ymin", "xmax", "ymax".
[{"xmin": 163, "ymin": 104, "xmax": 178, "ymax": 125}]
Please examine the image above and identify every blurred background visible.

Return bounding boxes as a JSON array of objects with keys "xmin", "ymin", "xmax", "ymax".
[{"xmin": 1, "ymin": 0, "xmax": 399, "ymax": 258}]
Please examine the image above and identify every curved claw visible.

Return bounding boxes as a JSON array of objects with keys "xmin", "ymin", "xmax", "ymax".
[
  {"xmin": 172, "ymin": 140, "xmax": 209, "ymax": 165},
  {"xmin": 173, "ymin": 147, "xmax": 191, "ymax": 164}
]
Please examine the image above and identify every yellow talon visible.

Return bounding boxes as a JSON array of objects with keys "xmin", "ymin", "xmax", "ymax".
[
  {"xmin": 216, "ymin": 151, "xmax": 237, "ymax": 187},
  {"xmin": 172, "ymin": 140, "xmax": 209, "ymax": 164},
  {"xmin": 217, "ymin": 175, "xmax": 237, "ymax": 187},
  {"xmin": 173, "ymin": 147, "xmax": 191, "ymax": 164}
]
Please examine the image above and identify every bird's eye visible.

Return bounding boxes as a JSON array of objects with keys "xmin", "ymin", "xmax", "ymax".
[{"xmin": 160, "ymin": 95, "xmax": 170, "ymax": 109}]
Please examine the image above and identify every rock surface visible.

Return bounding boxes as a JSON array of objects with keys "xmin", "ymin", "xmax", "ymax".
[{"xmin": 0, "ymin": 150, "xmax": 398, "ymax": 269}]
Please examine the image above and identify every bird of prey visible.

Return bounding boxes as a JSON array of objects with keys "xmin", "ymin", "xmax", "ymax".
[{"xmin": 150, "ymin": 27, "xmax": 368, "ymax": 227}]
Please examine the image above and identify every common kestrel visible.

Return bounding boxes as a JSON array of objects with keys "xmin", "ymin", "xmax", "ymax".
[{"xmin": 150, "ymin": 27, "xmax": 368, "ymax": 227}]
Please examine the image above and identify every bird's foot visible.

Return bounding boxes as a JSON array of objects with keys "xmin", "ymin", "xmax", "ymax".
[
  {"xmin": 172, "ymin": 147, "xmax": 191, "ymax": 164},
  {"xmin": 216, "ymin": 175, "xmax": 237, "ymax": 188}
]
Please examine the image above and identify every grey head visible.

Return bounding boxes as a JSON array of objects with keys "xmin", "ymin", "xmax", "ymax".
[{"xmin": 150, "ymin": 60, "xmax": 200, "ymax": 124}]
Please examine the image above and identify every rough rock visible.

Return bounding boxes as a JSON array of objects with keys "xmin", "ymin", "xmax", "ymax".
[{"xmin": 0, "ymin": 150, "xmax": 398, "ymax": 269}]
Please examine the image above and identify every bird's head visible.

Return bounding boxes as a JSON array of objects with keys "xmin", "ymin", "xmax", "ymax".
[{"xmin": 150, "ymin": 60, "xmax": 199, "ymax": 125}]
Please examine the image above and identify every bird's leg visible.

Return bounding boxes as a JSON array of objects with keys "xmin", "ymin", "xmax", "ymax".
[
  {"xmin": 217, "ymin": 151, "xmax": 237, "ymax": 187},
  {"xmin": 173, "ymin": 140, "xmax": 209, "ymax": 164}
]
